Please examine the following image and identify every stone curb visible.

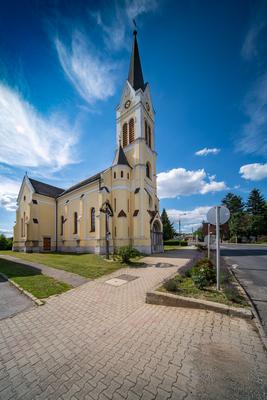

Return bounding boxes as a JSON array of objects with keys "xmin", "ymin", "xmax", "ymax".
[
  {"xmin": 223, "ymin": 256, "xmax": 267, "ymax": 352},
  {"xmin": 146, "ymin": 290, "xmax": 253, "ymax": 319},
  {"xmin": 0, "ymin": 272, "xmax": 44, "ymax": 306}
]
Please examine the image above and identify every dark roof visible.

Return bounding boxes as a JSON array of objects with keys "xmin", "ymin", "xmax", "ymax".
[
  {"xmin": 29, "ymin": 178, "xmax": 64, "ymax": 198},
  {"xmin": 59, "ymin": 172, "xmax": 101, "ymax": 196},
  {"xmin": 128, "ymin": 30, "xmax": 145, "ymax": 91},
  {"xmin": 113, "ymin": 145, "xmax": 131, "ymax": 168}
]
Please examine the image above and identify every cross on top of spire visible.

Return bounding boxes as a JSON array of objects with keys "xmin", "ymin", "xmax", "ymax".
[{"xmin": 128, "ymin": 30, "xmax": 145, "ymax": 91}]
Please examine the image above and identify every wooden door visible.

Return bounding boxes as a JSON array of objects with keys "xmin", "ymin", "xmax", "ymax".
[{"xmin": 43, "ymin": 237, "xmax": 51, "ymax": 251}]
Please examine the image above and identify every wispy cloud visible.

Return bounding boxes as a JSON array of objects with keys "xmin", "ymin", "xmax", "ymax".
[
  {"xmin": 239, "ymin": 72, "xmax": 267, "ymax": 156},
  {"xmin": 157, "ymin": 168, "xmax": 227, "ymax": 199},
  {"xmin": 55, "ymin": 31, "xmax": 118, "ymax": 104},
  {"xmin": 0, "ymin": 83, "xmax": 78, "ymax": 171},
  {"xmin": 240, "ymin": 162, "xmax": 267, "ymax": 181},
  {"xmin": 0, "ymin": 176, "xmax": 21, "ymax": 211},
  {"xmin": 195, "ymin": 147, "xmax": 220, "ymax": 156},
  {"xmin": 93, "ymin": 0, "xmax": 159, "ymax": 51},
  {"xmin": 167, "ymin": 206, "xmax": 211, "ymax": 232},
  {"xmin": 241, "ymin": 22, "xmax": 266, "ymax": 60},
  {"xmin": 0, "ymin": 227, "xmax": 13, "ymax": 236}
]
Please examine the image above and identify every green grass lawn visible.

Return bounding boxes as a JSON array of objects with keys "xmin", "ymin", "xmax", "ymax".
[
  {"xmin": 0, "ymin": 251, "xmax": 136, "ymax": 279},
  {"xmin": 0, "ymin": 259, "xmax": 72, "ymax": 299},
  {"xmin": 164, "ymin": 245, "xmax": 189, "ymax": 251}
]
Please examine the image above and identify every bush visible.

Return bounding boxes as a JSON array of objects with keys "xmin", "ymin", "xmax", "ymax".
[
  {"xmin": 163, "ymin": 278, "xmax": 178, "ymax": 292},
  {"xmin": 196, "ymin": 244, "xmax": 207, "ymax": 251},
  {"xmin": 164, "ymin": 240, "xmax": 188, "ymax": 246},
  {"xmin": 180, "ymin": 240, "xmax": 188, "ymax": 246},
  {"xmin": 117, "ymin": 246, "xmax": 140, "ymax": 263},
  {"xmin": 193, "ymin": 258, "xmax": 216, "ymax": 284},
  {"xmin": 191, "ymin": 268, "xmax": 208, "ymax": 289}
]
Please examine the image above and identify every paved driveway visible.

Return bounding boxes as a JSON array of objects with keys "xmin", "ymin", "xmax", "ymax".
[
  {"xmin": 222, "ymin": 244, "xmax": 267, "ymax": 333},
  {"xmin": 0, "ymin": 275, "xmax": 33, "ymax": 320},
  {"xmin": 0, "ymin": 250, "xmax": 267, "ymax": 400}
]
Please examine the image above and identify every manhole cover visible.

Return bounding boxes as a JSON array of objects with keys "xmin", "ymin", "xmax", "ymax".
[
  {"xmin": 105, "ymin": 278, "xmax": 127, "ymax": 286},
  {"xmin": 116, "ymin": 274, "xmax": 139, "ymax": 282}
]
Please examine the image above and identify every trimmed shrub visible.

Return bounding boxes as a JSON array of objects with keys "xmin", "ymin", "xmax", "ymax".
[
  {"xmin": 117, "ymin": 246, "xmax": 140, "ymax": 263},
  {"xmin": 180, "ymin": 240, "xmax": 188, "ymax": 246},
  {"xmin": 163, "ymin": 278, "xmax": 178, "ymax": 292}
]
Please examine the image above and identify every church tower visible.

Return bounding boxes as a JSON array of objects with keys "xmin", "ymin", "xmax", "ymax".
[{"xmin": 114, "ymin": 30, "xmax": 163, "ymax": 253}]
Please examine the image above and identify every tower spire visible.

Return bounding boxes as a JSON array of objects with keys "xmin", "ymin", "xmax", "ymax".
[{"xmin": 128, "ymin": 30, "xmax": 145, "ymax": 91}]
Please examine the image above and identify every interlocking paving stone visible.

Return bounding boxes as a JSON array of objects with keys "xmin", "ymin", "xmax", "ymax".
[{"xmin": 0, "ymin": 249, "xmax": 267, "ymax": 399}]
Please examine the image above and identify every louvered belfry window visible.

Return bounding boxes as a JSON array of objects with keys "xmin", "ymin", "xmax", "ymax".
[
  {"xmin": 129, "ymin": 118, "xmax": 134, "ymax": 143},
  {"xmin": 148, "ymin": 125, "xmax": 152, "ymax": 148},
  {"xmin": 123, "ymin": 123, "xmax": 128, "ymax": 147}
]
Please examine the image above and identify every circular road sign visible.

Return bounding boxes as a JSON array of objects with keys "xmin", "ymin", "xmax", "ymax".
[{"xmin": 206, "ymin": 206, "xmax": 230, "ymax": 226}]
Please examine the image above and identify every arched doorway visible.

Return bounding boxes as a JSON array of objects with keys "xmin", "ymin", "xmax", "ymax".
[{"xmin": 151, "ymin": 220, "xmax": 163, "ymax": 253}]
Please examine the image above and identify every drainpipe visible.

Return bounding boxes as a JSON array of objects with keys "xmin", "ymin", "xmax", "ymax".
[{"xmin": 55, "ymin": 198, "xmax": 58, "ymax": 252}]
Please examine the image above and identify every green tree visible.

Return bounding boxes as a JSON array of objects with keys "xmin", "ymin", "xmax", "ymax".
[
  {"xmin": 246, "ymin": 189, "xmax": 267, "ymax": 238},
  {"xmin": 161, "ymin": 209, "xmax": 176, "ymax": 240},
  {"xmin": 0, "ymin": 234, "xmax": 12, "ymax": 250},
  {"xmin": 222, "ymin": 193, "xmax": 247, "ymax": 241},
  {"xmin": 222, "ymin": 193, "xmax": 244, "ymax": 214}
]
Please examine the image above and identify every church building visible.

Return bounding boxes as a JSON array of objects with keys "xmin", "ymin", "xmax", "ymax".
[{"xmin": 13, "ymin": 31, "xmax": 163, "ymax": 255}]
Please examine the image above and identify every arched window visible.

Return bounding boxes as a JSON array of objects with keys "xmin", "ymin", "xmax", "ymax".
[
  {"xmin": 146, "ymin": 162, "xmax": 151, "ymax": 179},
  {"xmin": 73, "ymin": 212, "xmax": 78, "ymax": 234},
  {"xmin": 122, "ymin": 123, "xmax": 128, "ymax": 147},
  {"xmin": 129, "ymin": 118, "xmax": 134, "ymax": 143},
  {"xmin": 145, "ymin": 120, "xmax": 148, "ymax": 144},
  {"xmin": 91, "ymin": 208, "xmax": 95, "ymax": 232},
  {"xmin": 61, "ymin": 216, "xmax": 64, "ymax": 236},
  {"xmin": 148, "ymin": 126, "xmax": 152, "ymax": 148},
  {"xmin": 114, "ymin": 171, "xmax": 116, "ymax": 179}
]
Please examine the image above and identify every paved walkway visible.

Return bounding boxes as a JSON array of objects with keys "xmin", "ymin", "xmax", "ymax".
[
  {"xmin": 0, "ymin": 276, "xmax": 33, "ymax": 320},
  {"xmin": 0, "ymin": 249, "xmax": 267, "ymax": 400},
  {"xmin": 0, "ymin": 255, "xmax": 88, "ymax": 287}
]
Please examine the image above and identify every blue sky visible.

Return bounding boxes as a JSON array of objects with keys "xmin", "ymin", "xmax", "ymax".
[{"xmin": 0, "ymin": 0, "xmax": 267, "ymax": 234}]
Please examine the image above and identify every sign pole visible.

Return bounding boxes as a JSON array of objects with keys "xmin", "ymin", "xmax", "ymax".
[
  {"xmin": 207, "ymin": 223, "xmax": 210, "ymax": 260},
  {"xmin": 216, "ymin": 206, "xmax": 220, "ymax": 290}
]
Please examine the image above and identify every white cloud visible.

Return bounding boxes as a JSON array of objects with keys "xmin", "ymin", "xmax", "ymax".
[
  {"xmin": 0, "ymin": 228, "xmax": 13, "ymax": 236},
  {"xmin": 241, "ymin": 23, "xmax": 266, "ymax": 60},
  {"xmin": 167, "ymin": 206, "xmax": 211, "ymax": 233},
  {"xmin": 239, "ymin": 163, "xmax": 267, "ymax": 181},
  {"xmin": 55, "ymin": 32, "xmax": 118, "ymax": 104},
  {"xmin": 239, "ymin": 72, "xmax": 267, "ymax": 156},
  {"xmin": 0, "ymin": 83, "xmax": 77, "ymax": 171},
  {"xmin": 157, "ymin": 168, "xmax": 227, "ymax": 199},
  {"xmin": 195, "ymin": 147, "xmax": 220, "ymax": 156},
  {"xmin": 0, "ymin": 176, "xmax": 20, "ymax": 211}
]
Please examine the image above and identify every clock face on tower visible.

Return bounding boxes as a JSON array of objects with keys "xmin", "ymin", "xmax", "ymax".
[{"xmin": 124, "ymin": 100, "xmax": 131, "ymax": 109}]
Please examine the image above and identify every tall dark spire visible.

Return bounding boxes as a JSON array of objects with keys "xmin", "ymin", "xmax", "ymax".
[{"xmin": 128, "ymin": 30, "xmax": 145, "ymax": 91}]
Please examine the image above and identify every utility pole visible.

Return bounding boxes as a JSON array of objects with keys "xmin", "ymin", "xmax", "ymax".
[
  {"xmin": 207, "ymin": 223, "xmax": 210, "ymax": 260},
  {"xmin": 216, "ymin": 206, "xmax": 220, "ymax": 290}
]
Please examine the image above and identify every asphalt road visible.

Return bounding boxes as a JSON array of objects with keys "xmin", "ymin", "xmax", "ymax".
[
  {"xmin": 221, "ymin": 244, "xmax": 267, "ymax": 333},
  {"xmin": 0, "ymin": 275, "xmax": 33, "ymax": 320}
]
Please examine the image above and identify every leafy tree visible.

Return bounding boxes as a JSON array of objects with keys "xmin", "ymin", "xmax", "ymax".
[
  {"xmin": 221, "ymin": 193, "xmax": 247, "ymax": 241},
  {"xmin": 222, "ymin": 193, "xmax": 244, "ymax": 214},
  {"xmin": 0, "ymin": 234, "xmax": 13, "ymax": 250},
  {"xmin": 246, "ymin": 189, "xmax": 267, "ymax": 238},
  {"xmin": 161, "ymin": 209, "xmax": 176, "ymax": 240}
]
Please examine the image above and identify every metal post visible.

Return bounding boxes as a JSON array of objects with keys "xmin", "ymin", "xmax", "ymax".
[
  {"xmin": 207, "ymin": 223, "xmax": 210, "ymax": 260},
  {"xmin": 216, "ymin": 206, "xmax": 220, "ymax": 290}
]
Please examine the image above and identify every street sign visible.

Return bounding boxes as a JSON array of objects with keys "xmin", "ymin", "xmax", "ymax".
[
  {"xmin": 206, "ymin": 206, "xmax": 231, "ymax": 291},
  {"xmin": 207, "ymin": 206, "xmax": 230, "ymax": 226}
]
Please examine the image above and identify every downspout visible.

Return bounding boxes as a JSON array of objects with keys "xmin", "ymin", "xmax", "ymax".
[{"xmin": 56, "ymin": 198, "xmax": 58, "ymax": 252}]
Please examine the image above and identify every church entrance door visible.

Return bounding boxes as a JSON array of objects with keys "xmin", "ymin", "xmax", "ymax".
[
  {"xmin": 151, "ymin": 221, "xmax": 163, "ymax": 253},
  {"xmin": 43, "ymin": 237, "xmax": 51, "ymax": 251}
]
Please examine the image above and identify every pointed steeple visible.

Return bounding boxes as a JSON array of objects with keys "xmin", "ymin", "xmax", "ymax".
[
  {"xmin": 113, "ymin": 144, "xmax": 131, "ymax": 168},
  {"xmin": 128, "ymin": 30, "xmax": 145, "ymax": 91}
]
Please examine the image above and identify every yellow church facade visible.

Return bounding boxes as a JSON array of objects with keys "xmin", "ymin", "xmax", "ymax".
[{"xmin": 13, "ymin": 31, "xmax": 163, "ymax": 255}]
